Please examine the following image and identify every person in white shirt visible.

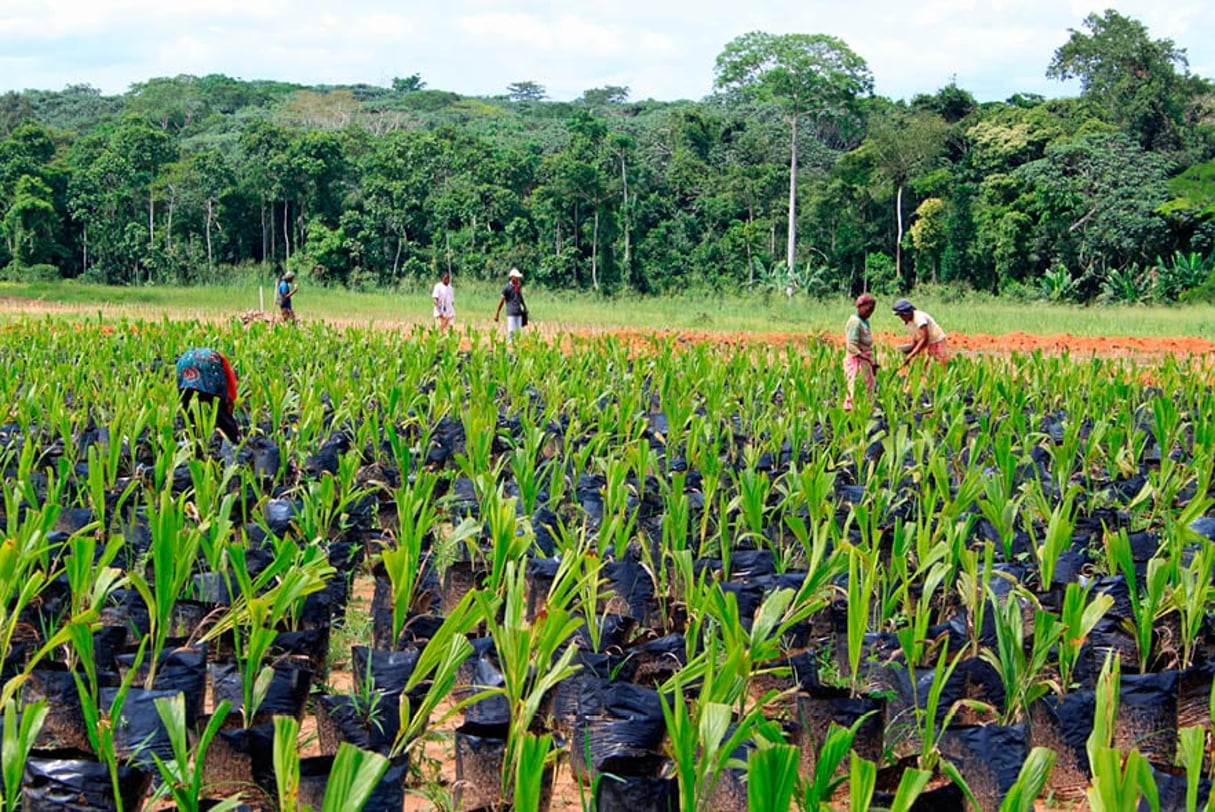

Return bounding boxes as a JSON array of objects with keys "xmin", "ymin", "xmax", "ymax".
[
  {"xmin": 893, "ymin": 298, "xmax": 948, "ymax": 366},
  {"xmin": 432, "ymin": 271, "xmax": 455, "ymax": 331}
]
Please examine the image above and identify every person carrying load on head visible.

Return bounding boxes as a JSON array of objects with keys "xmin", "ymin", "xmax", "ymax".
[
  {"xmin": 176, "ymin": 347, "xmax": 240, "ymax": 442},
  {"xmin": 843, "ymin": 292, "xmax": 877, "ymax": 411},
  {"xmin": 892, "ymin": 298, "xmax": 948, "ymax": 367}
]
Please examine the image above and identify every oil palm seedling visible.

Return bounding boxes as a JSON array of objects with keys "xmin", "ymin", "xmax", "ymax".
[
  {"xmin": 998, "ymin": 748, "xmax": 1057, "ymax": 812},
  {"xmin": 660, "ymin": 632, "xmax": 784, "ymax": 812},
  {"xmin": 471, "ymin": 563, "xmax": 582, "ymax": 805},
  {"xmin": 797, "ymin": 715, "xmax": 876, "ymax": 810},
  {"xmin": 148, "ymin": 696, "xmax": 242, "ymax": 812},
  {"xmin": 1172, "ymin": 536, "xmax": 1215, "ymax": 670},
  {"xmin": 746, "ymin": 738, "xmax": 799, "ymax": 812},
  {"xmin": 1105, "ymin": 530, "xmax": 1171, "ymax": 673},
  {"xmin": 980, "ymin": 591, "xmax": 1061, "ymax": 724},
  {"xmin": 1, "ymin": 697, "xmax": 48, "ymax": 812},
  {"xmin": 126, "ymin": 486, "xmax": 201, "ymax": 687},
  {"xmin": 1057, "ymin": 580, "xmax": 1114, "ymax": 692},
  {"xmin": 272, "ymin": 714, "xmax": 391, "ymax": 812}
]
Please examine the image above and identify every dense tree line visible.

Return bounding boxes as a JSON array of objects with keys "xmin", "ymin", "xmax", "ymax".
[{"xmin": 2, "ymin": 11, "xmax": 1214, "ymax": 302}]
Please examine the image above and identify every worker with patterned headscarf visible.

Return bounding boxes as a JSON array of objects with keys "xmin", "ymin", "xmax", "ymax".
[{"xmin": 176, "ymin": 347, "xmax": 240, "ymax": 442}]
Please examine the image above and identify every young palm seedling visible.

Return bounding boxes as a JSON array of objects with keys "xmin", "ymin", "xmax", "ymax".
[
  {"xmin": 471, "ymin": 562, "xmax": 582, "ymax": 805},
  {"xmin": 272, "ymin": 714, "xmax": 391, "ymax": 812},
  {"xmin": 1085, "ymin": 653, "xmax": 1161, "ymax": 812},
  {"xmin": 148, "ymin": 696, "xmax": 242, "ymax": 812},
  {"xmin": 980, "ymin": 591, "xmax": 1061, "ymax": 725},
  {"xmin": 660, "ymin": 632, "xmax": 784, "ymax": 812},
  {"xmin": 1, "ymin": 697, "xmax": 48, "ymax": 812},
  {"xmin": 1057, "ymin": 580, "xmax": 1114, "ymax": 692},
  {"xmin": 1106, "ymin": 530, "xmax": 1171, "ymax": 673}
]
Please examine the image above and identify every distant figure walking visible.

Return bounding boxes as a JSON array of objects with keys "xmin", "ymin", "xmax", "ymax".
[
  {"xmin": 277, "ymin": 270, "xmax": 298, "ymax": 323},
  {"xmin": 176, "ymin": 347, "xmax": 240, "ymax": 442},
  {"xmin": 893, "ymin": 298, "xmax": 948, "ymax": 367},
  {"xmin": 494, "ymin": 268, "xmax": 528, "ymax": 342},
  {"xmin": 843, "ymin": 292, "xmax": 877, "ymax": 411},
  {"xmin": 433, "ymin": 271, "xmax": 455, "ymax": 331}
]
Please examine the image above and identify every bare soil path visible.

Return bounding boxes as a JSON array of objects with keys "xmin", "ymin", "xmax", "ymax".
[{"xmin": 2, "ymin": 295, "xmax": 1212, "ymax": 360}]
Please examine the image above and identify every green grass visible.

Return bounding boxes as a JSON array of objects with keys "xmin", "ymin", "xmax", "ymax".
[{"xmin": 3, "ymin": 279, "xmax": 1215, "ymax": 338}]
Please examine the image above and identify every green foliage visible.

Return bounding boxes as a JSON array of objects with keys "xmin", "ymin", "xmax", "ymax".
[
  {"xmin": 863, "ymin": 252, "xmax": 898, "ymax": 295},
  {"xmin": 2, "ymin": 698, "xmax": 48, "ymax": 812},
  {"xmin": 1037, "ymin": 262, "xmax": 1078, "ymax": 302},
  {"xmin": 999, "ymin": 748, "xmax": 1056, "ymax": 812},
  {"xmin": 1047, "ymin": 9, "xmax": 1195, "ymax": 152},
  {"xmin": 1, "ymin": 26, "xmax": 1212, "ymax": 299}
]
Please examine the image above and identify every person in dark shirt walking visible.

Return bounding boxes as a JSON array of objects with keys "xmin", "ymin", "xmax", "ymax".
[
  {"xmin": 277, "ymin": 270, "xmax": 298, "ymax": 323},
  {"xmin": 494, "ymin": 268, "xmax": 528, "ymax": 342}
]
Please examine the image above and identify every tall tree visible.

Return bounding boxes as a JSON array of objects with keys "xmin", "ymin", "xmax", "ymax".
[
  {"xmin": 2, "ymin": 175, "xmax": 59, "ymax": 268},
  {"xmin": 507, "ymin": 81, "xmax": 547, "ymax": 102},
  {"xmin": 714, "ymin": 32, "xmax": 872, "ymax": 275},
  {"xmin": 863, "ymin": 107, "xmax": 949, "ymax": 282},
  {"xmin": 392, "ymin": 74, "xmax": 427, "ymax": 93},
  {"xmin": 1047, "ymin": 10, "xmax": 1195, "ymax": 152}
]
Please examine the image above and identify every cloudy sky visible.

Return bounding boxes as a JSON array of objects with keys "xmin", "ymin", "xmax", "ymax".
[{"xmin": 2, "ymin": 1, "xmax": 1212, "ymax": 103}]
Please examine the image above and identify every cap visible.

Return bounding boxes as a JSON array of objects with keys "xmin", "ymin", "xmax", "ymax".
[
  {"xmin": 509, "ymin": 268, "xmax": 523, "ymax": 279},
  {"xmin": 892, "ymin": 298, "xmax": 914, "ymax": 314},
  {"xmin": 284, "ymin": 271, "xmax": 295, "ymax": 280},
  {"xmin": 855, "ymin": 292, "xmax": 875, "ymax": 307}
]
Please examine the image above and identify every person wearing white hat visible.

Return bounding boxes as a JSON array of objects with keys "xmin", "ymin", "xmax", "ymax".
[{"xmin": 494, "ymin": 268, "xmax": 528, "ymax": 341}]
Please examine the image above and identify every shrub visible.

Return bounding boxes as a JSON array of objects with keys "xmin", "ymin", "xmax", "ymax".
[
  {"xmin": 2, "ymin": 261, "xmax": 61, "ymax": 282},
  {"xmin": 1180, "ymin": 267, "xmax": 1215, "ymax": 303},
  {"xmin": 864, "ymin": 253, "xmax": 898, "ymax": 295}
]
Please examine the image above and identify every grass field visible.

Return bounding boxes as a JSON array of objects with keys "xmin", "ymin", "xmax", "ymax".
[{"xmin": 3, "ymin": 279, "xmax": 1215, "ymax": 338}]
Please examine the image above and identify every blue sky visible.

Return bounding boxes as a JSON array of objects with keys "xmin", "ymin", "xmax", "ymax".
[{"xmin": 2, "ymin": 1, "xmax": 1212, "ymax": 103}]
